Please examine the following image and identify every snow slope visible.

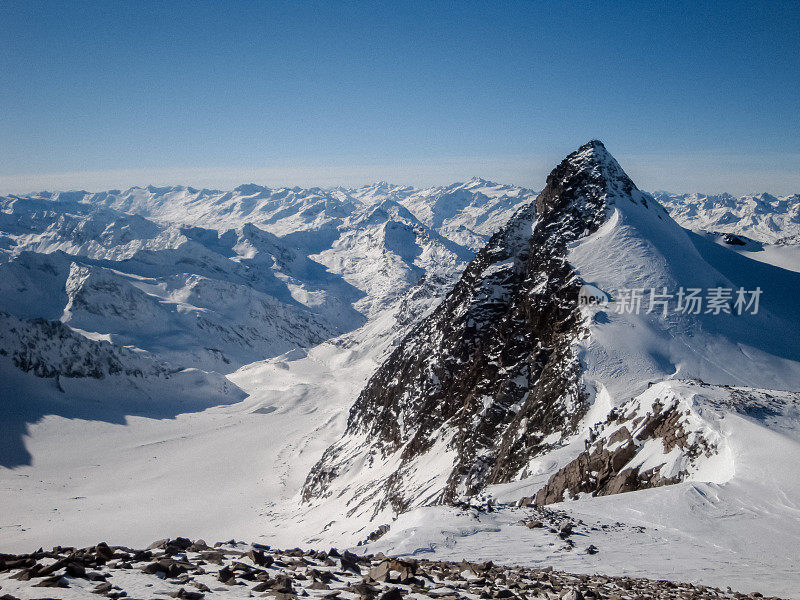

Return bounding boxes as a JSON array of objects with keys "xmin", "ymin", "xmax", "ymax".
[
  {"xmin": 356, "ymin": 381, "xmax": 800, "ymax": 600},
  {"xmin": 0, "ymin": 333, "xmax": 375, "ymax": 551},
  {"xmin": 693, "ymin": 230, "xmax": 800, "ymax": 274},
  {"xmin": 0, "ymin": 309, "xmax": 245, "ymax": 469},
  {"xmin": 570, "ymin": 174, "xmax": 800, "ymax": 403}
]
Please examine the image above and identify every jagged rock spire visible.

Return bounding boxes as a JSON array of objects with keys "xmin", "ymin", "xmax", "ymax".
[{"xmin": 536, "ymin": 140, "xmax": 638, "ymax": 217}]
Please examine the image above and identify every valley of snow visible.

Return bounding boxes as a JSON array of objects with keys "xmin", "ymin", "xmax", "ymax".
[
  {"xmin": 2, "ymin": 165, "xmax": 800, "ymax": 600},
  {"xmin": 0, "ymin": 178, "xmax": 536, "ymax": 541}
]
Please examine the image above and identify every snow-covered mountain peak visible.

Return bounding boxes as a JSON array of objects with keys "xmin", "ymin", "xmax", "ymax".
[
  {"xmin": 558, "ymin": 139, "xmax": 621, "ymax": 178},
  {"xmin": 463, "ymin": 176, "xmax": 502, "ymax": 189},
  {"xmin": 300, "ymin": 140, "xmax": 800, "ymax": 532},
  {"xmin": 357, "ymin": 196, "xmax": 417, "ymax": 224},
  {"xmin": 536, "ymin": 139, "xmax": 652, "ymax": 220},
  {"xmin": 351, "ymin": 181, "xmax": 415, "ymax": 205},
  {"xmin": 233, "ymin": 183, "xmax": 270, "ymax": 196},
  {"xmin": 300, "ymin": 141, "xmax": 643, "ymax": 518}
]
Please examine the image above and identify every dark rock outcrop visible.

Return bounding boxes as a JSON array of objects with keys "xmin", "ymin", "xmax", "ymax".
[{"xmin": 530, "ymin": 389, "xmax": 718, "ymax": 506}]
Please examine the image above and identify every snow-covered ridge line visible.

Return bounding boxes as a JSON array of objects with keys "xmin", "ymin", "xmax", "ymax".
[
  {"xmin": 7, "ymin": 183, "xmax": 798, "ymax": 245},
  {"xmin": 2, "ymin": 178, "xmax": 537, "ymax": 251}
]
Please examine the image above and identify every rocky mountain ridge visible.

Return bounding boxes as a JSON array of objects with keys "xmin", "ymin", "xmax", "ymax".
[
  {"xmin": 300, "ymin": 140, "xmax": 800, "ymax": 530},
  {"xmin": 302, "ymin": 141, "xmax": 653, "ymax": 516}
]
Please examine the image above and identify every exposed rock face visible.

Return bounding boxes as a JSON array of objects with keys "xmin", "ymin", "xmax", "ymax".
[
  {"xmin": 0, "ymin": 310, "xmax": 156, "ymax": 379},
  {"xmin": 529, "ymin": 383, "xmax": 720, "ymax": 506},
  {"xmin": 0, "ymin": 540, "xmax": 785, "ymax": 600},
  {"xmin": 303, "ymin": 141, "xmax": 644, "ymax": 515},
  {"xmin": 0, "ymin": 309, "xmax": 243, "ymax": 412}
]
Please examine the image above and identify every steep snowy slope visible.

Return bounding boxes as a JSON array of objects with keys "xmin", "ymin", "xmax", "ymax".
[{"xmin": 569, "ymin": 185, "xmax": 800, "ymax": 405}]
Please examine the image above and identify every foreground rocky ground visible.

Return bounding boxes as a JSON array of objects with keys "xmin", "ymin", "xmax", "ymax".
[{"xmin": 0, "ymin": 539, "xmax": 783, "ymax": 600}]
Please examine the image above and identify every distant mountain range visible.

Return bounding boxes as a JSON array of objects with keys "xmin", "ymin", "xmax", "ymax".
[{"xmin": 654, "ymin": 191, "xmax": 800, "ymax": 244}]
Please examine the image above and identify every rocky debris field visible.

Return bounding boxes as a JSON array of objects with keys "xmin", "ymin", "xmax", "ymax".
[{"xmin": 0, "ymin": 538, "xmax": 783, "ymax": 600}]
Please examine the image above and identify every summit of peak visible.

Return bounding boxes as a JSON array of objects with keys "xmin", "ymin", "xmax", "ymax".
[
  {"xmin": 566, "ymin": 140, "xmax": 626, "ymax": 178},
  {"xmin": 234, "ymin": 183, "xmax": 268, "ymax": 195},
  {"xmin": 586, "ymin": 139, "xmax": 606, "ymax": 148},
  {"xmin": 535, "ymin": 140, "xmax": 641, "ymax": 217}
]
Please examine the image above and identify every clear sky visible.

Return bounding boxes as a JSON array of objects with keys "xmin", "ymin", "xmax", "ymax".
[{"xmin": 1, "ymin": 0, "xmax": 799, "ymax": 195}]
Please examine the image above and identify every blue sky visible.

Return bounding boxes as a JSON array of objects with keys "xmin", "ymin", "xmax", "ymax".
[{"xmin": 1, "ymin": 0, "xmax": 799, "ymax": 194}]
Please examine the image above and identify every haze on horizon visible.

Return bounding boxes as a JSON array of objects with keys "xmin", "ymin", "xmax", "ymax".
[{"xmin": 1, "ymin": 1, "xmax": 799, "ymax": 196}]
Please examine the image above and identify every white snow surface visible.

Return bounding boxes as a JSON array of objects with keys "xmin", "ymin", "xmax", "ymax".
[{"xmin": 569, "ymin": 182, "xmax": 800, "ymax": 402}]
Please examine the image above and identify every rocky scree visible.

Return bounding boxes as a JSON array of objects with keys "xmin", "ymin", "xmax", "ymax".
[{"xmin": 0, "ymin": 538, "xmax": 784, "ymax": 600}]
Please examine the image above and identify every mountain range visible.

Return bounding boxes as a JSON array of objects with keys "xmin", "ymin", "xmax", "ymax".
[{"xmin": 1, "ymin": 143, "xmax": 800, "ymax": 598}]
